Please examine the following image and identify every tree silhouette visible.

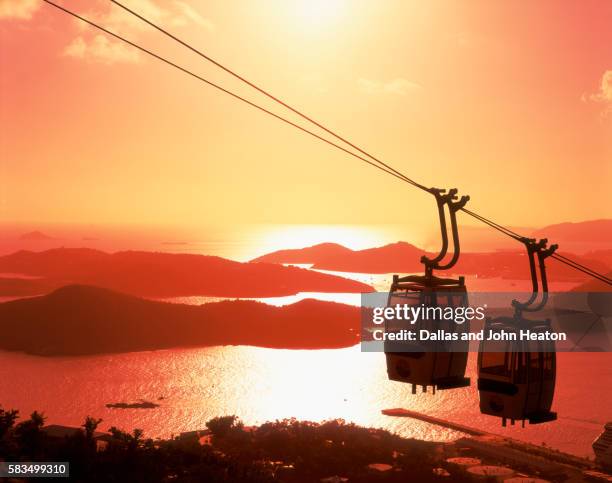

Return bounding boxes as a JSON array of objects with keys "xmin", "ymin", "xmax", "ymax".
[
  {"xmin": 206, "ymin": 415, "xmax": 243, "ymax": 438},
  {"xmin": 83, "ymin": 416, "xmax": 103, "ymax": 441},
  {"xmin": 14, "ymin": 410, "xmax": 46, "ymax": 458},
  {"xmin": 0, "ymin": 407, "xmax": 18, "ymax": 438},
  {"xmin": 109, "ymin": 426, "xmax": 149, "ymax": 452},
  {"xmin": 0, "ymin": 407, "xmax": 19, "ymax": 456}
]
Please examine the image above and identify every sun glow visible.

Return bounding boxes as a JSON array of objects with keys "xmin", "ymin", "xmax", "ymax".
[
  {"xmin": 256, "ymin": 224, "xmax": 387, "ymax": 256},
  {"xmin": 289, "ymin": 0, "xmax": 347, "ymax": 29}
]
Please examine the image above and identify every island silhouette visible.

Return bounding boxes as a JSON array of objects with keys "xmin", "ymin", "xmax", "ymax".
[
  {"xmin": 252, "ymin": 241, "xmax": 426, "ymax": 273},
  {"xmin": 253, "ymin": 242, "xmax": 609, "ymax": 281},
  {"xmin": 0, "ymin": 248, "xmax": 371, "ymax": 298},
  {"xmin": 0, "ymin": 285, "xmax": 360, "ymax": 355},
  {"xmin": 532, "ymin": 219, "xmax": 612, "ymax": 244}
]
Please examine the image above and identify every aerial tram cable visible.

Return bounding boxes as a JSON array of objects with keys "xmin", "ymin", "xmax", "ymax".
[
  {"xmin": 41, "ymin": 0, "xmax": 612, "ymax": 287},
  {"xmin": 459, "ymin": 208, "xmax": 522, "ymax": 241},
  {"xmin": 458, "ymin": 210, "xmax": 611, "ymax": 284},
  {"xmin": 103, "ymin": 0, "xmax": 612, "ymax": 287},
  {"xmin": 108, "ymin": 0, "xmax": 429, "ymax": 193},
  {"xmin": 40, "ymin": 0, "xmax": 417, "ymax": 188},
  {"xmin": 97, "ymin": 2, "xmax": 608, "ymax": 420},
  {"xmin": 550, "ymin": 253, "xmax": 611, "ymax": 285},
  {"xmin": 106, "ymin": 0, "xmax": 548, "ymax": 243},
  {"xmin": 40, "ymin": 1, "xmax": 609, "ymax": 422}
]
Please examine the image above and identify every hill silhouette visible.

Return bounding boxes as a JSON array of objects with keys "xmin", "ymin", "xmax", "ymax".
[
  {"xmin": 0, "ymin": 285, "xmax": 360, "ymax": 355},
  {"xmin": 569, "ymin": 270, "xmax": 612, "ymax": 292},
  {"xmin": 454, "ymin": 251, "xmax": 609, "ymax": 281},
  {"xmin": 532, "ymin": 219, "xmax": 612, "ymax": 243},
  {"xmin": 252, "ymin": 241, "xmax": 425, "ymax": 273},
  {"xmin": 0, "ymin": 248, "xmax": 371, "ymax": 298},
  {"xmin": 252, "ymin": 242, "xmax": 354, "ymax": 264},
  {"xmin": 252, "ymin": 242, "xmax": 609, "ymax": 281}
]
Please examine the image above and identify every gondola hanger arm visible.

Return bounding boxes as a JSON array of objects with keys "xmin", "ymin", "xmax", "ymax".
[
  {"xmin": 512, "ymin": 238, "xmax": 557, "ymax": 316},
  {"xmin": 421, "ymin": 187, "xmax": 470, "ymax": 277}
]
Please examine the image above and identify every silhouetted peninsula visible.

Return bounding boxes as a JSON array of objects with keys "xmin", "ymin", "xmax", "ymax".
[
  {"xmin": 0, "ymin": 285, "xmax": 360, "ymax": 356},
  {"xmin": 0, "ymin": 248, "xmax": 371, "ymax": 298},
  {"xmin": 252, "ymin": 241, "xmax": 425, "ymax": 273},
  {"xmin": 106, "ymin": 400, "xmax": 160, "ymax": 409}
]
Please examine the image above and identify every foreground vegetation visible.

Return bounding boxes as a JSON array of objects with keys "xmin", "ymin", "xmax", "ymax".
[{"xmin": 0, "ymin": 407, "xmax": 462, "ymax": 482}]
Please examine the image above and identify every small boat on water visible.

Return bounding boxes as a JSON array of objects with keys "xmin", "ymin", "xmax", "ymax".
[{"xmin": 593, "ymin": 422, "xmax": 612, "ymax": 471}]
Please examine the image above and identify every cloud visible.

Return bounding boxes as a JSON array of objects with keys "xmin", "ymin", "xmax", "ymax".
[
  {"xmin": 0, "ymin": 0, "xmax": 40, "ymax": 20},
  {"xmin": 172, "ymin": 1, "xmax": 215, "ymax": 32},
  {"xmin": 85, "ymin": 0, "xmax": 214, "ymax": 34},
  {"xmin": 64, "ymin": 0, "xmax": 214, "ymax": 64},
  {"xmin": 63, "ymin": 35, "xmax": 140, "ymax": 64},
  {"xmin": 357, "ymin": 78, "xmax": 422, "ymax": 96},
  {"xmin": 583, "ymin": 70, "xmax": 612, "ymax": 117},
  {"xmin": 590, "ymin": 70, "xmax": 612, "ymax": 103}
]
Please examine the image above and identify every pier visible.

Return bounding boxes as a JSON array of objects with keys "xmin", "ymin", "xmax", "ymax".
[
  {"xmin": 382, "ymin": 407, "xmax": 488, "ymax": 436},
  {"xmin": 382, "ymin": 408, "xmax": 611, "ymax": 482}
]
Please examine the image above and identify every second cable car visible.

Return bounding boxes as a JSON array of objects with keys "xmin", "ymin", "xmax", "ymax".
[
  {"xmin": 477, "ymin": 238, "xmax": 558, "ymax": 426},
  {"xmin": 385, "ymin": 188, "xmax": 471, "ymax": 393}
]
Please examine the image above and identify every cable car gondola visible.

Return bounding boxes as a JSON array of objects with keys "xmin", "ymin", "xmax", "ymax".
[
  {"xmin": 385, "ymin": 188, "xmax": 471, "ymax": 394},
  {"xmin": 477, "ymin": 238, "xmax": 558, "ymax": 426}
]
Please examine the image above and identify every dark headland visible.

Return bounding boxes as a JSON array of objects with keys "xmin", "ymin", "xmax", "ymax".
[
  {"xmin": 0, "ymin": 248, "xmax": 371, "ymax": 298},
  {"xmin": 0, "ymin": 285, "xmax": 360, "ymax": 356}
]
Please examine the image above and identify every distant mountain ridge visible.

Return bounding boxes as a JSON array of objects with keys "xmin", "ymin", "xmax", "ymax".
[
  {"xmin": 0, "ymin": 248, "xmax": 371, "ymax": 298},
  {"xmin": 251, "ymin": 240, "xmax": 610, "ymax": 281},
  {"xmin": 252, "ymin": 242, "xmax": 355, "ymax": 264},
  {"xmin": 0, "ymin": 285, "xmax": 360, "ymax": 355},
  {"xmin": 532, "ymin": 219, "xmax": 612, "ymax": 243},
  {"xmin": 252, "ymin": 241, "xmax": 426, "ymax": 273}
]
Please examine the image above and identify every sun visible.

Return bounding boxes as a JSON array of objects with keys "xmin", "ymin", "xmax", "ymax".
[{"xmin": 290, "ymin": 0, "xmax": 347, "ymax": 29}]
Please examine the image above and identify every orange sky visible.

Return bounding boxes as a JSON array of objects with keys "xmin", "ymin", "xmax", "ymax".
[{"xmin": 1, "ymin": 0, "xmax": 611, "ymax": 235}]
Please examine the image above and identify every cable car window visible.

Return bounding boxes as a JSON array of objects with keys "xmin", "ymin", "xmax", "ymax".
[
  {"xmin": 389, "ymin": 293, "xmax": 419, "ymax": 306},
  {"xmin": 480, "ymin": 341, "xmax": 512, "ymax": 377},
  {"xmin": 528, "ymin": 344, "xmax": 541, "ymax": 383},
  {"xmin": 543, "ymin": 351, "xmax": 554, "ymax": 379},
  {"xmin": 422, "ymin": 294, "xmax": 434, "ymax": 306},
  {"xmin": 513, "ymin": 350, "xmax": 524, "ymax": 383},
  {"xmin": 436, "ymin": 294, "xmax": 449, "ymax": 308}
]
